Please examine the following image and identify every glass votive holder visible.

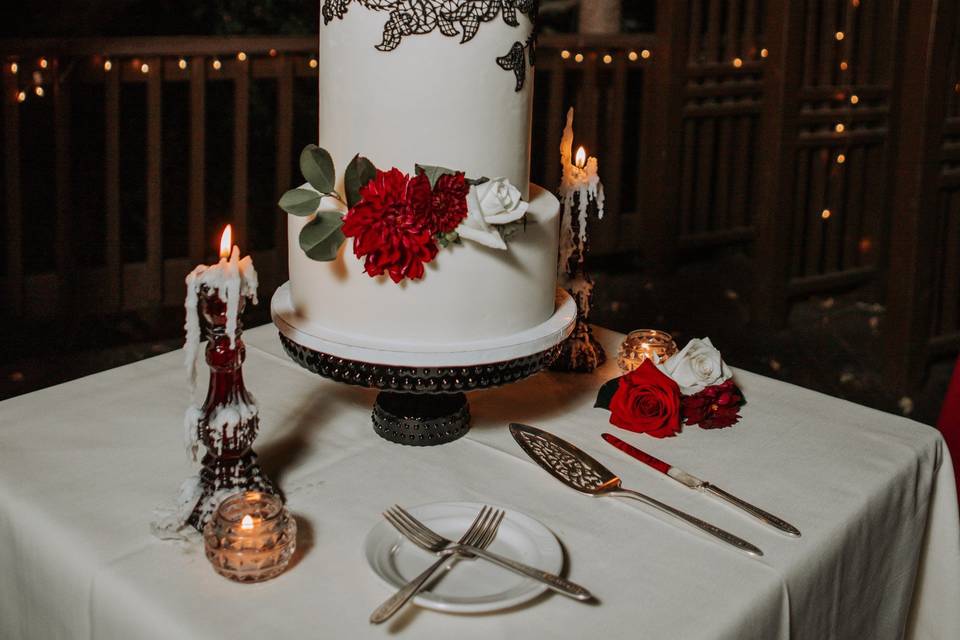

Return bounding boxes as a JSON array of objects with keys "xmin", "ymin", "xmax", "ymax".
[
  {"xmin": 617, "ymin": 329, "xmax": 679, "ymax": 373},
  {"xmin": 203, "ymin": 491, "xmax": 297, "ymax": 583}
]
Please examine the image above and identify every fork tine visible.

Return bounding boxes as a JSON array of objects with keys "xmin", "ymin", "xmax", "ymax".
[
  {"xmin": 463, "ymin": 506, "xmax": 495, "ymax": 547},
  {"xmin": 456, "ymin": 506, "xmax": 489, "ymax": 545},
  {"xmin": 475, "ymin": 509, "xmax": 505, "ymax": 549},
  {"xmin": 388, "ymin": 507, "xmax": 437, "ymax": 549},
  {"xmin": 383, "ymin": 510, "xmax": 436, "ymax": 551},
  {"xmin": 393, "ymin": 504, "xmax": 446, "ymax": 547}
]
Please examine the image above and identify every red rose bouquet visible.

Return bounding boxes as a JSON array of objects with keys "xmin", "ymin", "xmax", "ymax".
[{"xmin": 596, "ymin": 337, "xmax": 746, "ymax": 436}]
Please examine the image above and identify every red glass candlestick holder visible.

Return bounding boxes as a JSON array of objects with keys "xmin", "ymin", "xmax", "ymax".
[{"xmin": 187, "ymin": 286, "xmax": 277, "ymax": 531}]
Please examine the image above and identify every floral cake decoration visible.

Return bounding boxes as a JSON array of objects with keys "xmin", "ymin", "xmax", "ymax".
[{"xmin": 278, "ymin": 145, "xmax": 530, "ymax": 283}]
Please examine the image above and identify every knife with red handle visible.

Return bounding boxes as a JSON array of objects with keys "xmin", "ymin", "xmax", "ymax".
[{"xmin": 602, "ymin": 433, "xmax": 801, "ymax": 537}]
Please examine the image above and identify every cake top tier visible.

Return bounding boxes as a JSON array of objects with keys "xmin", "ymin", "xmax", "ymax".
[{"xmin": 318, "ymin": 0, "xmax": 539, "ymax": 196}]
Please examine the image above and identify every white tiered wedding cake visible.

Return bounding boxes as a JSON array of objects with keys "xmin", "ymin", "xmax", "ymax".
[{"xmin": 275, "ymin": 1, "xmax": 570, "ymax": 359}]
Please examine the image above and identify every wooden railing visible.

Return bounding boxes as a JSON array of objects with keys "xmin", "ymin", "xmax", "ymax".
[
  {"xmin": 1, "ymin": 36, "xmax": 318, "ymax": 318},
  {"xmin": 1, "ymin": 0, "xmax": 959, "ymax": 394}
]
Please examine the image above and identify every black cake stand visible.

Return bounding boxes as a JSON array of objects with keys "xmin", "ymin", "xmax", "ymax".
[{"xmin": 271, "ymin": 283, "xmax": 576, "ymax": 446}]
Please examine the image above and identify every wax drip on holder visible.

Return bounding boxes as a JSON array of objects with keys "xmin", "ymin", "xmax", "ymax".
[
  {"xmin": 161, "ymin": 225, "xmax": 278, "ymax": 533},
  {"xmin": 552, "ymin": 108, "xmax": 606, "ymax": 372}
]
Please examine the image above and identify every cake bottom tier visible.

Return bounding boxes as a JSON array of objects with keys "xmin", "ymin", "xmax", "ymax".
[{"xmin": 286, "ymin": 183, "xmax": 561, "ymax": 346}]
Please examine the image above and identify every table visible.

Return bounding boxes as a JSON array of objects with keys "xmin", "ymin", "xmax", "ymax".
[{"xmin": 1, "ymin": 326, "xmax": 958, "ymax": 639}]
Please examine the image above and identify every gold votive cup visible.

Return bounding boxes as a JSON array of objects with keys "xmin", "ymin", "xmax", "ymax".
[
  {"xmin": 617, "ymin": 329, "xmax": 679, "ymax": 373},
  {"xmin": 203, "ymin": 491, "xmax": 297, "ymax": 583}
]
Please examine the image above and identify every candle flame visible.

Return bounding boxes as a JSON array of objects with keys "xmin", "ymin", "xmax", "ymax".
[
  {"xmin": 575, "ymin": 146, "xmax": 587, "ymax": 169},
  {"xmin": 241, "ymin": 514, "xmax": 254, "ymax": 530},
  {"xmin": 219, "ymin": 224, "xmax": 233, "ymax": 259}
]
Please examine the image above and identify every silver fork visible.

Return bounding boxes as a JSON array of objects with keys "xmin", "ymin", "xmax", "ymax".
[
  {"xmin": 386, "ymin": 505, "xmax": 593, "ymax": 601},
  {"xmin": 370, "ymin": 506, "xmax": 502, "ymax": 624}
]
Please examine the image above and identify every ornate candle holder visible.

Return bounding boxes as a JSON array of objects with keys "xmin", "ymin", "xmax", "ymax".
[
  {"xmin": 187, "ymin": 287, "xmax": 277, "ymax": 530},
  {"xmin": 203, "ymin": 491, "xmax": 297, "ymax": 583},
  {"xmin": 552, "ymin": 198, "xmax": 606, "ymax": 373}
]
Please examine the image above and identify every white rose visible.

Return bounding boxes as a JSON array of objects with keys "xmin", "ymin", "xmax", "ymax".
[
  {"xmin": 659, "ymin": 337, "xmax": 732, "ymax": 394},
  {"xmin": 455, "ymin": 178, "xmax": 530, "ymax": 250}
]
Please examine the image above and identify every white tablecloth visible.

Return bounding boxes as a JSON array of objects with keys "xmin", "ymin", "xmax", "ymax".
[{"xmin": 0, "ymin": 326, "xmax": 958, "ymax": 640}]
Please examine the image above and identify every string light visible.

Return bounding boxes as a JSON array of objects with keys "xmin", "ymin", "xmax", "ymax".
[
  {"xmin": 269, "ymin": 48, "xmax": 278, "ymax": 57},
  {"xmin": 760, "ymin": 48, "xmax": 769, "ymax": 58},
  {"xmin": 732, "ymin": 57, "xmax": 743, "ymax": 68},
  {"xmin": 836, "ymin": 153, "xmax": 846, "ymax": 164},
  {"xmin": 561, "ymin": 50, "xmax": 571, "ymax": 59},
  {"xmin": 840, "ymin": 60, "xmax": 849, "ymax": 71},
  {"xmin": 212, "ymin": 58, "xmax": 222, "ymax": 70},
  {"xmin": 835, "ymin": 31, "xmax": 845, "ymax": 41},
  {"xmin": 628, "ymin": 51, "xmax": 639, "ymax": 61},
  {"xmin": 641, "ymin": 49, "xmax": 651, "ymax": 59},
  {"xmin": 852, "ymin": 0, "xmax": 860, "ymax": 6},
  {"xmin": 140, "ymin": 62, "xmax": 149, "ymax": 74},
  {"xmin": 10, "ymin": 62, "xmax": 17, "ymax": 74},
  {"xmin": 39, "ymin": 57, "xmax": 48, "ymax": 69},
  {"xmin": 237, "ymin": 51, "xmax": 247, "ymax": 62},
  {"xmin": 103, "ymin": 60, "xmax": 112, "ymax": 72},
  {"xmin": 850, "ymin": 94, "xmax": 859, "ymax": 104},
  {"xmin": 34, "ymin": 86, "xmax": 44, "ymax": 97},
  {"xmin": 308, "ymin": 57, "xmax": 318, "ymax": 69},
  {"xmin": 834, "ymin": 123, "xmax": 845, "ymax": 133},
  {"xmin": 821, "ymin": 209, "xmax": 832, "ymax": 220},
  {"xmin": 602, "ymin": 54, "xmax": 613, "ymax": 64},
  {"xmin": 574, "ymin": 53, "xmax": 584, "ymax": 63},
  {"xmin": 16, "ymin": 91, "xmax": 26, "ymax": 103},
  {"xmin": 178, "ymin": 58, "xmax": 187, "ymax": 70}
]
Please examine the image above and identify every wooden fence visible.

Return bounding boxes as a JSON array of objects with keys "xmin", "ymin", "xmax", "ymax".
[{"xmin": 0, "ymin": 1, "xmax": 958, "ymax": 393}]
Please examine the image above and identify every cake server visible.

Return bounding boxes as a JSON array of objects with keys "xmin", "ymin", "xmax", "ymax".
[
  {"xmin": 509, "ymin": 424, "xmax": 763, "ymax": 557},
  {"xmin": 602, "ymin": 433, "xmax": 801, "ymax": 537}
]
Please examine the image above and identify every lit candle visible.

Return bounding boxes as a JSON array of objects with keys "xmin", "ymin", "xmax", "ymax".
[
  {"xmin": 204, "ymin": 491, "xmax": 297, "ymax": 583},
  {"xmin": 558, "ymin": 108, "xmax": 604, "ymax": 285},
  {"xmin": 184, "ymin": 225, "xmax": 258, "ymax": 392},
  {"xmin": 617, "ymin": 330, "xmax": 679, "ymax": 373}
]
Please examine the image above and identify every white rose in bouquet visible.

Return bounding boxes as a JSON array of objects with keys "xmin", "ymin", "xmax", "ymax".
[
  {"xmin": 659, "ymin": 337, "xmax": 732, "ymax": 394},
  {"xmin": 456, "ymin": 178, "xmax": 529, "ymax": 250}
]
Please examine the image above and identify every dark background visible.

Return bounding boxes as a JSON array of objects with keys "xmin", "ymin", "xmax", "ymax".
[{"xmin": 0, "ymin": 1, "xmax": 954, "ymax": 427}]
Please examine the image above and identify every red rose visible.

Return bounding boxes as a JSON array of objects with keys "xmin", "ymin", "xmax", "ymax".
[
  {"xmin": 427, "ymin": 172, "xmax": 470, "ymax": 234},
  {"xmin": 341, "ymin": 168, "xmax": 438, "ymax": 283},
  {"xmin": 608, "ymin": 360, "xmax": 682, "ymax": 438},
  {"xmin": 681, "ymin": 380, "xmax": 744, "ymax": 429}
]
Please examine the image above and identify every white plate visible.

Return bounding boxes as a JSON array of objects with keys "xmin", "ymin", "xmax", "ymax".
[{"xmin": 364, "ymin": 502, "xmax": 564, "ymax": 614}]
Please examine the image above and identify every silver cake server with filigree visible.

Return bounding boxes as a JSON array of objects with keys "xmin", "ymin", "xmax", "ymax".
[{"xmin": 509, "ymin": 424, "xmax": 763, "ymax": 557}]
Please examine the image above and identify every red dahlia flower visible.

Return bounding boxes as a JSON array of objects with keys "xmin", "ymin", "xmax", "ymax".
[
  {"xmin": 427, "ymin": 172, "xmax": 470, "ymax": 234},
  {"xmin": 341, "ymin": 168, "xmax": 438, "ymax": 283}
]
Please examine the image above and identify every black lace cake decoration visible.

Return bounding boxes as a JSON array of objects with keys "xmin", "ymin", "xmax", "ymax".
[{"xmin": 322, "ymin": 0, "xmax": 538, "ymax": 91}]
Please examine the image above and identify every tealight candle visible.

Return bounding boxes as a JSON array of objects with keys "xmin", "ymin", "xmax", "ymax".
[
  {"xmin": 617, "ymin": 330, "xmax": 679, "ymax": 373},
  {"xmin": 203, "ymin": 491, "xmax": 297, "ymax": 583}
]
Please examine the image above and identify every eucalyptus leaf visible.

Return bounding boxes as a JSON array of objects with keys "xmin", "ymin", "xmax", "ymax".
[
  {"xmin": 278, "ymin": 188, "xmax": 323, "ymax": 217},
  {"xmin": 594, "ymin": 377, "xmax": 621, "ymax": 410},
  {"xmin": 345, "ymin": 154, "xmax": 377, "ymax": 208},
  {"xmin": 300, "ymin": 145, "xmax": 336, "ymax": 194},
  {"xmin": 299, "ymin": 210, "xmax": 345, "ymax": 261},
  {"xmin": 466, "ymin": 176, "xmax": 490, "ymax": 186},
  {"xmin": 415, "ymin": 163, "xmax": 457, "ymax": 189}
]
